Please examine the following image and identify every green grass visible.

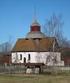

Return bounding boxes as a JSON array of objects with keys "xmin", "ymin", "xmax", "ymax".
[{"xmin": 0, "ymin": 74, "xmax": 70, "ymax": 83}]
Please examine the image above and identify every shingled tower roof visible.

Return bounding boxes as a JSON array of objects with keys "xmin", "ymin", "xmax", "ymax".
[{"xmin": 26, "ymin": 20, "xmax": 46, "ymax": 38}]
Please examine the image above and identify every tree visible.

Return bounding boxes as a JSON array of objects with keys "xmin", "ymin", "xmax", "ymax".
[
  {"xmin": 44, "ymin": 14, "xmax": 70, "ymax": 47},
  {"xmin": 44, "ymin": 14, "xmax": 63, "ymax": 36},
  {"xmin": 0, "ymin": 36, "xmax": 13, "ymax": 52}
]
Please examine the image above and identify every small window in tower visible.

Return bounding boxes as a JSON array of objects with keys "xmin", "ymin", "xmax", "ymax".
[
  {"xmin": 28, "ymin": 54, "xmax": 31, "ymax": 61},
  {"xmin": 20, "ymin": 54, "xmax": 22, "ymax": 60}
]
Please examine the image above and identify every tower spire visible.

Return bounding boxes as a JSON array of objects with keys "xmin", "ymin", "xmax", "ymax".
[
  {"xmin": 30, "ymin": 5, "xmax": 40, "ymax": 32},
  {"xmin": 34, "ymin": 5, "xmax": 37, "ymax": 22}
]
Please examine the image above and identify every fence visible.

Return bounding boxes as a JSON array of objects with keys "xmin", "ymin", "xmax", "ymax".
[
  {"xmin": 0, "ymin": 64, "xmax": 70, "ymax": 74},
  {"xmin": 43, "ymin": 66, "xmax": 70, "ymax": 71},
  {"xmin": 0, "ymin": 64, "xmax": 26, "ymax": 74},
  {"xmin": 42, "ymin": 66, "xmax": 70, "ymax": 75}
]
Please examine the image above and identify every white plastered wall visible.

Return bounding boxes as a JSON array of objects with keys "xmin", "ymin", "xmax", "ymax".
[{"xmin": 12, "ymin": 52, "xmax": 64, "ymax": 66}]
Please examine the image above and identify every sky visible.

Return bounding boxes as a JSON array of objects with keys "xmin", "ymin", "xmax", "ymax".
[{"xmin": 0, "ymin": 0, "xmax": 70, "ymax": 44}]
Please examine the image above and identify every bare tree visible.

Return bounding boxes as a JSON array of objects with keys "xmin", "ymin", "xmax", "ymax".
[
  {"xmin": 44, "ymin": 14, "xmax": 70, "ymax": 47},
  {"xmin": 46, "ymin": 53, "xmax": 58, "ymax": 66},
  {"xmin": 0, "ymin": 36, "xmax": 13, "ymax": 52},
  {"xmin": 44, "ymin": 14, "xmax": 63, "ymax": 46}
]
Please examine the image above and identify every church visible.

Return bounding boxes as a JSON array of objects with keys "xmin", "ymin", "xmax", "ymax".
[{"xmin": 11, "ymin": 19, "xmax": 64, "ymax": 67}]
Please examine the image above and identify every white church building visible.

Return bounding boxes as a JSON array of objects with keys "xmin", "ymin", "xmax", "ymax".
[{"xmin": 11, "ymin": 20, "xmax": 64, "ymax": 67}]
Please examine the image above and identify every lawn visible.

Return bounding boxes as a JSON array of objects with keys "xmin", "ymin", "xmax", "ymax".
[{"xmin": 0, "ymin": 74, "xmax": 70, "ymax": 83}]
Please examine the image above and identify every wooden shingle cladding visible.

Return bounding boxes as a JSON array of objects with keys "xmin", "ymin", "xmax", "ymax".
[{"xmin": 12, "ymin": 37, "xmax": 59, "ymax": 52}]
